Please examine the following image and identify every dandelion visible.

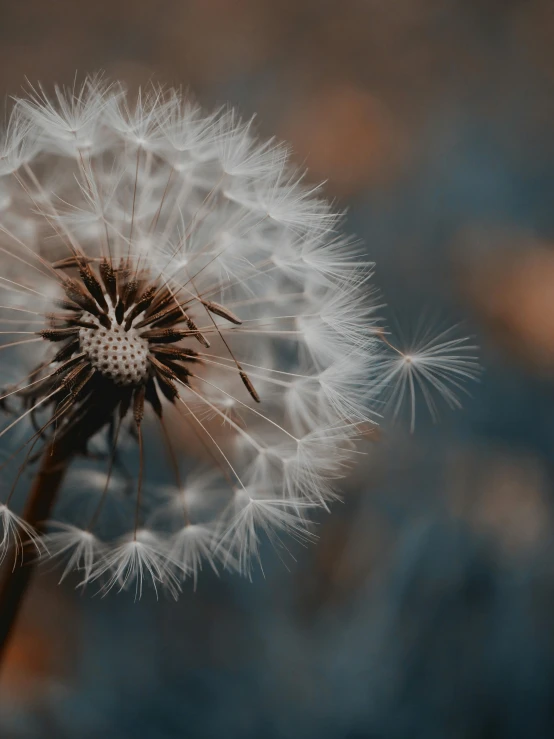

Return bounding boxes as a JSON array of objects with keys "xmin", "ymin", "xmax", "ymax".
[{"xmin": 0, "ymin": 77, "xmax": 477, "ymax": 614}]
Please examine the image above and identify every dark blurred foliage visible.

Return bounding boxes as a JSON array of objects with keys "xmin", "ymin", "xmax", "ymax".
[{"xmin": 1, "ymin": 1, "xmax": 554, "ymax": 737}]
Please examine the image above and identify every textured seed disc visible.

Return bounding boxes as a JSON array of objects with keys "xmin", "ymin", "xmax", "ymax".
[{"xmin": 79, "ymin": 321, "xmax": 150, "ymax": 385}]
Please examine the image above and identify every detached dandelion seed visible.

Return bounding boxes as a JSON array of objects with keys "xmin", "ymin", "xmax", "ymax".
[
  {"xmin": 0, "ymin": 76, "xmax": 477, "ymax": 617},
  {"xmin": 376, "ymin": 324, "xmax": 481, "ymax": 432}
]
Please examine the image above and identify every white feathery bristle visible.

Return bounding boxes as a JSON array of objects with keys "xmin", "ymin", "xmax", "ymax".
[
  {"xmin": 216, "ymin": 494, "xmax": 317, "ymax": 577},
  {"xmin": 0, "ymin": 107, "xmax": 41, "ymax": 175},
  {"xmin": 169, "ymin": 524, "xmax": 218, "ymax": 587},
  {"xmin": 0, "ymin": 503, "xmax": 44, "ymax": 567},
  {"xmin": 43, "ymin": 523, "xmax": 101, "ymax": 584},
  {"xmin": 17, "ymin": 77, "xmax": 116, "ymax": 156},
  {"xmin": 90, "ymin": 530, "xmax": 180, "ymax": 600}
]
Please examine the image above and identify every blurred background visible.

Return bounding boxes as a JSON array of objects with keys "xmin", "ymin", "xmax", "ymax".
[{"xmin": 1, "ymin": 1, "xmax": 554, "ymax": 737}]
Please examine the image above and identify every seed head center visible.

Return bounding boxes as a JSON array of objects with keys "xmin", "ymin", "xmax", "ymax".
[{"xmin": 79, "ymin": 319, "xmax": 150, "ymax": 386}]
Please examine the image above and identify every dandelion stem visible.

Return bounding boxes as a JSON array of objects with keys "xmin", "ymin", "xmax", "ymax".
[
  {"xmin": 0, "ymin": 383, "xmax": 121, "ymax": 667},
  {"xmin": 0, "ymin": 443, "xmax": 68, "ymax": 668}
]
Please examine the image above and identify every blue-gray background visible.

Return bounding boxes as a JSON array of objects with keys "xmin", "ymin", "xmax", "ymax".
[{"xmin": 1, "ymin": 1, "xmax": 554, "ymax": 737}]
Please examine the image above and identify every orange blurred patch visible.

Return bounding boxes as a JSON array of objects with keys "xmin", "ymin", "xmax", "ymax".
[
  {"xmin": 461, "ymin": 236, "xmax": 554, "ymax": 372},
  {"xmin": 0, "ymin": 576, "xmax": 77, "ymax": 707},
  {"xmin": 448, "ymin": 447, "xmax": 551, "ymax": 558},
  {"xmin": 279, "ymin": 84, "xmax": 406, "ymax": 198}
]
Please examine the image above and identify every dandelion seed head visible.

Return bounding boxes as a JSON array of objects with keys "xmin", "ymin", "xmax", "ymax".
[{"xmin": 0, "ymin": 77, "xmax": 478, "ymax": 594}]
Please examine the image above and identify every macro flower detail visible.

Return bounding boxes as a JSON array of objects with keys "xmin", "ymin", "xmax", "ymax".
[{"xmin": 0, "ymin": 78, "xmax": 478, "ymax": 597}]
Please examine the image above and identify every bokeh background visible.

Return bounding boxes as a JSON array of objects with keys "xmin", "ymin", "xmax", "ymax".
[{"xmin": 1, "ymin": 1, "xmax": 554, "ymax": 737}]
